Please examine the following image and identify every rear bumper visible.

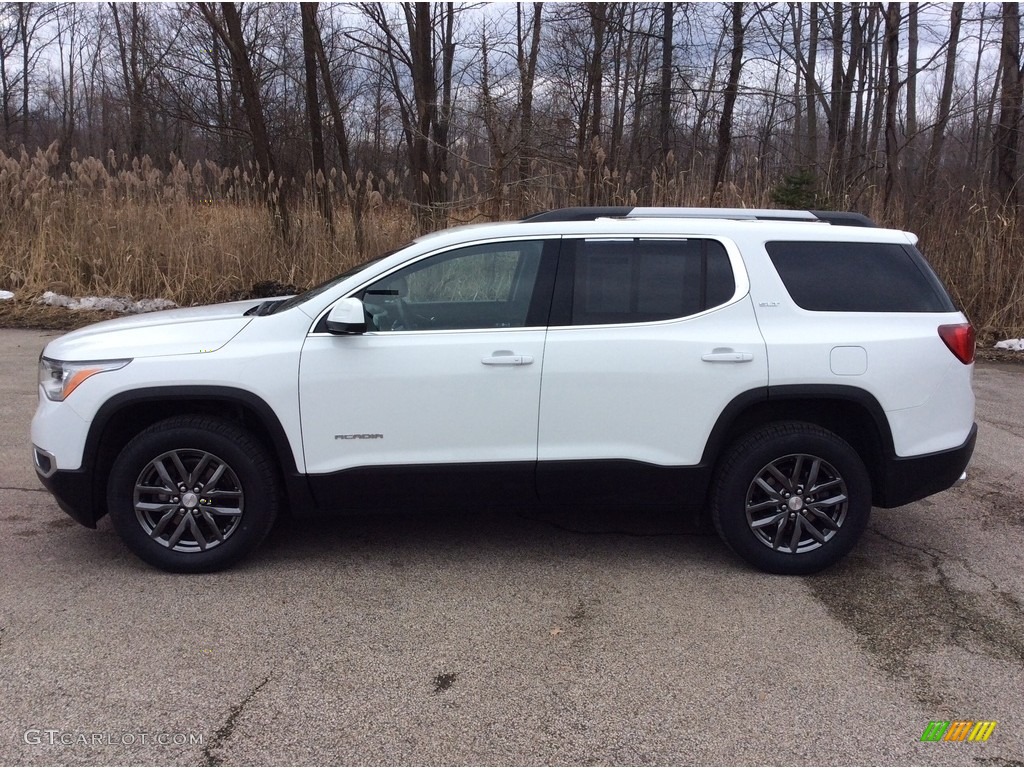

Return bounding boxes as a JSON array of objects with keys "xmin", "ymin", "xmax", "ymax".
[{"xmin": 874, "ymin": 423, "xmax": 977, "ymax": 508}]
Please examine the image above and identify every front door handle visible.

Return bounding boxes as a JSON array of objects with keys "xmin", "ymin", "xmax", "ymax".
[
  {"xmin": 482, "ymin": 350, "xmax": 534, "ymax": 366},
  {"xmin": 702, "ymin": 350, "xmax": 754, "ymax": 363}
]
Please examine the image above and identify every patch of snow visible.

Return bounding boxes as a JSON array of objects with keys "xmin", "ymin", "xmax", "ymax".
[
  {"xmin": 994, "ymin": 338, "xmax": 1024, "ymax": 352},
  {"xmin": 38, "ymin": 291, "xmax": 177, "ymax": 314},
  {"xmin": 0, "ymin": 290, "xmax": 14, "ymax": 301}
]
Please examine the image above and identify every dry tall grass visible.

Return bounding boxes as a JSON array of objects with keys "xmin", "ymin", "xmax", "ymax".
[
  {"xmin": 0, "ymin": 144, "xmax": 416, "ymax": 305},
  {"xmin": 1, "ymin": 143, "xmax": 1022, "ymax": 337}
]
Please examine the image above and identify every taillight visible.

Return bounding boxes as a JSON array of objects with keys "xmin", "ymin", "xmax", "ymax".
[{"xmin": 938, "ymin": 323, "xmax": 976, "ymax": 364}]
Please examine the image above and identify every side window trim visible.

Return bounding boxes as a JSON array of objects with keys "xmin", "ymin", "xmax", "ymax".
[
  {"xmin": 525, "ymin": 238, "xmax": 561, "ymax": 328},
  {"xmin": 697, "ymin": 238, "xmax": 710, "ymax": 310}
]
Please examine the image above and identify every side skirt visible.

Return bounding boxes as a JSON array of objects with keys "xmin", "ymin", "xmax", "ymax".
[
  {"xmin": 306, "ymin": 462, "xmax": 538, "ymax": 513},
  {"xmin": 303, "ymin": 460, "xmax": 710, "ymax": 516}
]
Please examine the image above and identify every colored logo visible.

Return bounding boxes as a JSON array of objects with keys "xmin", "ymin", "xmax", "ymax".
[{"xmin": 920, "ymin": 721, "xmax": 997, "ymax": 742}]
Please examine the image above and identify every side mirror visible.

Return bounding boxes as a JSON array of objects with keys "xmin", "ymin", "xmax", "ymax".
[{"xmin": 325, "ymin": 298, "xmax": 367, "ymax": 335}]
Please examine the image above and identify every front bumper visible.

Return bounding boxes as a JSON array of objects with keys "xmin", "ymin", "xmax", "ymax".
[
  {"xmin": 874, "ymin": 423, "xmax": 978, "ymax": 508},
  {"xmin": 34, "ymin": 448, "xmax": 100, "ymax": 528}
]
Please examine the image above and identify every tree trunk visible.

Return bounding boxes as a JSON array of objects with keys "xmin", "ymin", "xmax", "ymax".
[
  {"xmin": 823, "ymin": 2, "xmax": 861, "ymax": 193},
  {"xmin": 585, "ymin": 2, "xmax": 606, "ymax": 205},
  {"xmin": 0, "ymin": 24, "xmax": 13, "ymax": 146},
  {"xmin": 903, "ymin": 2, "xmax": 919, "ymax": 218},
  {"xmin": 516, "ymin": 2, "xmax": 542, "ymax": 197},
  {"xmin": 309, "ymin": 4, "xmax": 364, "ymax": 254},
  {"xmin": 659, "ymin": 2, "xmax": 674, "ymax": 158},
  {"xmin": 867, "ymin": 6, "xmax": 885, "ymax": 171},
  {"xmin": 883, "ymin": 2, "xmax": 900, "ymax": 208},
  {"xmin": 759, "ymin": 52, "xmax": 783, "ymax": 178},
  {"xmin": 609, "ymin": 4, "xmax": 636, "ymax": 178},
  {"xmin": 110, "ymin": 4, "xmax": 144, "ymax": 158},
  {"xmin": 433, "ymin": 3, "xmax": 455, "ymax": 211},
  {"xmin": 62, "ymin": 7, "xmax": 76, "ymax": 154},
  {"xmin": 200, "ymin": 2, "xmax": 291, "ymax": 240},
  {"xmin": 481, "ymin": 33, "xmax": 507, "ymax": 217},
  {"xmin": 401, "ymin": 1, "xmax": 444, "ymax": 224},
  {"xmin": 848, "ymin": 7, "xmax": 873, "ymax": 182},
  {"xmin": 805, "ymin": 3, "xmax": 819, "ymax": 166},
  {"xmin": 301, "ymin": 3, "xmax": 331, "ymax": 230},
  {"xmin": 628, "ymin": 16, "xmax": 654, "ymax": 173},
  {"xmin": 18, "ymin": 4, "xmax": 30, "ymax": 146},
  {"xmin": 711, "ymin": 2, "xmax": 744, "ymax": 204},
  {"xmin": 827, "ymin": 2, "xmax": 843, "ymax": 168},
  {"xmin": 790, "ymin": 3, "xmax": 803, "ymax": 165},
  {"xmin": 210, "ymin": 26, "xmax": 233, "ymax": 168},
  {"xmin": 906, "ymin": 4, "xmax": 918, "ymax": 143},
  {"xmin": 994, "ymin": 2, "xmax": 1022, "ymax": 206},
  {"xmin": 923, "ymin": 3, "xmax": 963, "ymax": 202},
  {"xmin": 969, "ymin": 12, "xmax": 987, "ymax": 170}
]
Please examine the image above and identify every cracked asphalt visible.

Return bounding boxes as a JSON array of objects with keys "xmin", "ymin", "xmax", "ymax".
[{"xmin": 1, "ymin": 328, "xmax": 1022, "ymax": 766}]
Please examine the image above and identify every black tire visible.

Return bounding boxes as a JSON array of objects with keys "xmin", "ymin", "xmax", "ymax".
[
  {"xmin": 107, "ymin": 416, "xmax": 279, "ymax": 573},
  {"xmin": 711, "ymin": 422, "xmax": 871, "ymax": 575}
]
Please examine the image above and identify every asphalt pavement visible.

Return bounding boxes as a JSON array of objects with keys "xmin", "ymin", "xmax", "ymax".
[{"xmin": 1, "ymin": 328, "xmax": 1022, "ymax": 766}]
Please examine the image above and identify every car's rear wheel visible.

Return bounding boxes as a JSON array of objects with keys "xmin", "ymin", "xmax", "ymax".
[
  {"xmin": 711, "ymin": 422, "xmax": 871, "ymax": 574},
  {"xmin": 107, "ymin": 416, "xmax": 279, "ymax": 572}
]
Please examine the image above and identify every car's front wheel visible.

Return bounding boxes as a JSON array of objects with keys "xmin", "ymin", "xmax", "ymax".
[
  {"xmin": 711, "ymin": 422, "xmax": 871, "ymax": 574},
  {"xmin": 107, "ymin": 416, "xmax": 279, "ymax": 572}
]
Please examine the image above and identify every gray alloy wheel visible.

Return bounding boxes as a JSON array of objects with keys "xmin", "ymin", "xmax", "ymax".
[
  {"xmin": 133, "ymin": 448, "xmax": 245, "ymax": 553},
  {"xmin": 744, "ymin": 453, "xmax": 848, "ymax": 554},
  {"xmin": 711, "ymin": 422, "xmax": 870, "ymax": 575},
  {"xmin": 108, "ymin": 415, "xmax": 279, "ymax": 573}
]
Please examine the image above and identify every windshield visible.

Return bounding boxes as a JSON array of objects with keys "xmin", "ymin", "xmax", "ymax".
[{"xmin": 269, "ymin": 250, "xmax": 398, "ymax": 314}]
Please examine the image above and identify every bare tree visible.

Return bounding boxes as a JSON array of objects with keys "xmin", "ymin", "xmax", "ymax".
[
  {"xmin": 516, "ymin": 2, "xmax": 542, "ymax": 194},
  {"xmin": 301, "ymin": 3, "xmax": 330, "ymax": 229},
  {"xmin": 110, "ymin": 3, "xmax": 145, "ymax": 157},
  {"xmin": 0, "ymin": 1, "xmax": 1018, "ymax": 231},
  {"xmin": 834, "ymin": 3, "xmax": 863, "ymax": 193},
  {"xmin": 15, "ymin": 3, "xmax": 55, "ymax": 146},
  {"xmin": 923, "ymin": 2, "xmax": 964, "ymax": 203},
  {"xmin": 0, "ymin": 5, "xmax": 20, "ymax": 146},
  {"xmin": 479, "ymin": 31, "xmax": 509, "ymax": 216},
  {"xmin": 883, "ymin": 2, "xmax": 900, "ymax": 208},
  {"xmin": 53, "ymin": 2, "xmax": 83, "ymax": 157},
  {"xmin": 199, "ymin": 1, "xmax": 291, "ymax": 239},
  {"xmin": 711, "ymin": 2, "xmax": 744, "ymax": 203},
  {"xmin": 994, "ymin": 2, "xmax": 1021, "ymax": 206},
  {"xmin": 308, "ymin": 6, "xmax": 365, "ymax": 253},
  {"xmin": 359, "ymin": 2, "xmax": 458, "ymax": 226},
  {"xmin": 659, "ymin": 2, "xmax": 673, "ymax": 157},
  {"xmin": 905, "ymin": 3, "xmax": 918, "ymax": 146}
]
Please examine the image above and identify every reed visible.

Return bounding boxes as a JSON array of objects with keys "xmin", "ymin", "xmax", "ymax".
[{"xmin": 1, "ymin": 143, "xmax": 1020, "ymax": 337}]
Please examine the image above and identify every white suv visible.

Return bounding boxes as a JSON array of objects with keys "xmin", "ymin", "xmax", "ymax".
[{"xmin": 31, "ymin": 207, "xmax": 977, "ymax": 574}]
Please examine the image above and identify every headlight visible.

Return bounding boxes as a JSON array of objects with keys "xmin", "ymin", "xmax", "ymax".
[{"xmin": 39, "ymin": 357, "xmax": 131, "ymax": 401}]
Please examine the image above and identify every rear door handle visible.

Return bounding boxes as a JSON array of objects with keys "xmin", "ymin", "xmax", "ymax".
[
  {"xmin": 702, "ymin": 350, "xmax": 754, "ymax": 363},
  {"xmin": 482, "ymin": 351, "xmax": 534, "ymax": 366}
]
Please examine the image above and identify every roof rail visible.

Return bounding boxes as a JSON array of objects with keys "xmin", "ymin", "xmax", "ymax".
[
  {"xmin": 521, "ymin": 206, "xmax": 876, "ymax": 227},
  {"xmin": 807, "ymin": 210, "xmax": 876, "ymax": 227},
  {"xmin": 522, "ymin": 207, "xmax": 634, "ymax": 222}
]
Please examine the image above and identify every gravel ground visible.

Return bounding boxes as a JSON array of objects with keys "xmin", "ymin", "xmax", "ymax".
[{"xmin": 1, "ymin": 327, "xmax": 1022, "ymax": 766}]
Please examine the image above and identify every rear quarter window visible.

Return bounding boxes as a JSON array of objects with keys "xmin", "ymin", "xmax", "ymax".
[{"xmin": 765, "ymin": 241, "xmax": 956, "ymax": 312}]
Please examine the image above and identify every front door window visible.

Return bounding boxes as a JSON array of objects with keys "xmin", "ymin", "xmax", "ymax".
[{"xmin": 360, "ymin": 240, "xmax": 545, "ymax": 332}]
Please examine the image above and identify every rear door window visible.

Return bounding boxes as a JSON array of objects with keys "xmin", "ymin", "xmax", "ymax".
[
  {"xmin": 566, "ymin": 238, "xmax": 736, "ymax": 326},
  {"xmin": 765, "ymin": 241, "xmax": 955, "ymax": 312}
]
